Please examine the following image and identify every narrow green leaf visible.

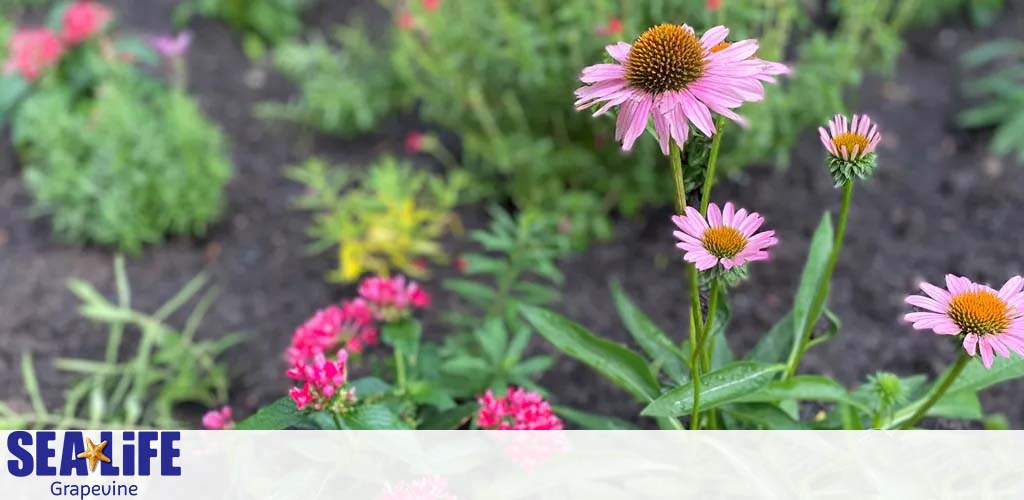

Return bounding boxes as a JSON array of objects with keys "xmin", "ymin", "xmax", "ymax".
[
  {"xmin": 350, "ymin": 377, "xmax": 392, "ymax": 399},
  {"xmin": 235, "ymin": 397, "xmax": 307, "ymax": 430},
  {"xmin": 642, "ymin": 362, "xmax": 785, "ymax": 417},
  {"xmin": 791, "ymin": 214, "xmax": 834, "ymax": 354},
  {"xmin": 553, "ymin": 405, "xmax": 639, "ymax": 430},
  {"xmin": 475, "ymin": 317, "xmax": 507, "ymax": 364},
  {"xmin": 948, "ymin": 354, "xmax": 1024, "ymax": 395},
  {"xmin": 929, "ymin": 390, "xmax": 982, "ymax": 420},
  {"xmin": 735, "ymin": 375, "xmax": 869, "ymax": 412},
  {"xmin": 610, "ymin": 281, "xmax": 688, "ymax": 384},
  {"xmin": 747, "ymin": 312, "xmax": 793, "ymax": 363},
  {"xmin": 20, "ymin": 353, "xmax": 47, "ymax": 418},
  {"xmin": 520, "ymin": 304, "xmax": 659, "ymax": 402}
]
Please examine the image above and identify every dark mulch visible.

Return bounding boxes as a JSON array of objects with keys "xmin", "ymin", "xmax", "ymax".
[{"xmin": 1, "ymin": 1, "xmax": 1021, "ymax": 427}]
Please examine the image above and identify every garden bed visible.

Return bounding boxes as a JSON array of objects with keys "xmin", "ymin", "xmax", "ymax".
[{"xmin": 1, "ymin": 0, "xmax": 1022, "ymax": 427}]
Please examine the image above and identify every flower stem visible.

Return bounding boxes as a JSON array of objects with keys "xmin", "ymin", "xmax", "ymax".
[
  {"xmin": 691, "ymin": 278, "xmax": 722, "ymax": 430},
  {"xmin": 783, "ymin": 181, "xmax": 854, "ymax": 380},
  {"xmin": 899, "ymin": 352, "xmax": 972, "ymax": 429},
  {"xmin": 669, "ymin": 141, "xmax": 687, "ymax": 214},
  {"xmin": 394, "ymin": 349, "xmax": 407, "ymax": 392},
  {"xmin": 700, "ymin": 117, "xmax": 726, "ymax": 216}
]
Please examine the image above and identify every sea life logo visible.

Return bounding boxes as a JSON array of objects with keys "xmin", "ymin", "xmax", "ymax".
[{"xmin": 5, "ymin": 431, "xmax": 181, "ymax": 497}]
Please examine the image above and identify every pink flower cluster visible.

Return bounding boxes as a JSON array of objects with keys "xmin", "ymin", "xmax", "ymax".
[
  {"xmin": 476, "ymin": 387, "xmax": 563, "ymax": 430},
  {"xmin": 378, "ymin": 476, "xmax": 457, "ymax": 500},
  {"xmin": 201, "ymin": 406, "xmax": 234, "ymax": 430},
  {"xmin": 286, "ymin": 299, "xmax": 378, "ymax": 364},
  {"xmin": 359, "ymin": 275, "xmax": 431, "ymax": 322},
  {"xmin": 286, "ymin": 350, "xmax": 355, "ymax": 411},
  {"xmin": 4, "ymin": 1, "xmax": 111, "ymax": 81}
]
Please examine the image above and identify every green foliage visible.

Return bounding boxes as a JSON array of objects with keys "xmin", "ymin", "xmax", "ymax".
[
  {"xmin": 258, "ymin": 23, "xmax": 408, "ymax": 136},
  {"xmin": 959, "ymin": 38, "xmax": 1024, "ymax": 164},
  {"xmin": 13, "ymin": 75, "xmax": 231, "ymax": 253},
  {"xmin": 174, "ymin": 0, "xmax": 315, "ymax": 58},
  {"xmin": 266, "ymin": 0, "xmax": 926, "ymax": 244},
  {"xmin": 288, "ymin": 156, "xmax": 466, "ymax": 282},
  {"xmin": 438, "ymin": 207, "xmax": 571, "ymax": 397},
  {"xmin": 0, "ymin": 257, "xmax": 241, "ymax": 429}
]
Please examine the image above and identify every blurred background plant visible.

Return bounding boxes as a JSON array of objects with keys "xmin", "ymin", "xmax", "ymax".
[
  {"xmin": 288, "ymin": 156, "xmax": 467, "ymax": 283},
  {"xmin": 0, "ymin": 257, "xmax": 241, "ymax": 429},
  {"xmin": 259, "ymin": 0, "xmax": 974, "ymax": 246},
  {"xmin": 2, "ymin": 1, "xmax": 232, "ymax": 253},
  {"xmin": 173, "ymin": 0, "xmax": 317, "ymax": 59},
  {"xmin": 958, "ymin": 38, "xmax": 1024, "ymax": 164}
]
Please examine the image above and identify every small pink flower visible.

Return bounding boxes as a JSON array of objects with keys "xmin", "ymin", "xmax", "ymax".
[
  {"xmin": 422, "ymin": 0, "xmax": 442, "ymax": 12},
  {"xmin": 707, "ymin": 0, "xmax": 722, "ymax": 10},
  {"xmin": 286, "ymin": 299, "xmax": 378, "ymax": 364},
  {"xmin": 397, "ymin": 11, "xmax": 416, "ymax": 30},
  {"xmin": 405, "ymin": 131, "xmax": 425, "ymax": 154},
  {"xmin": 596, "ymin": 17, "xmax": 623, "ymax": 37},
  {"xmin": 359, "ymin": 275, "xmax": 430, "ymax": 322},
  {"xmin": 150, "ymin": 32, "xmax": 192, "ymax": 58},
  {"xmin": 672, "ymin": 202, "xmax": 777, "ymax": 271},
  {"xmin": 62, "ymin": 1, "xmax": 113, "ymax": 45},
  {"xmin": 286, "ymin": 350, "xmax": 355, "ymax": 411},
  {"xmin": 476, "ymin": 387, "xmax": 563, "ymax": 430},
  {"xmin": 905, "ymin": 275, "xmax": 1024, "ymax": 368},
  {"xmin": 378, "ymin": 476, "xmax": 456, "ymax": 500},
  {"xmin": 819, "ymin": 113, "xmax": 881, "ymax": 162},
  {"xmin": 4, "ymin": 29, "xmax": 63, "ymax": 82},
  {"xmin": 201, "ymin": 406, "xmax": 234, "ymax": 430},
  {"xmin": 575, "ymin": 24, "xmax": 787, "ymax": 154}
]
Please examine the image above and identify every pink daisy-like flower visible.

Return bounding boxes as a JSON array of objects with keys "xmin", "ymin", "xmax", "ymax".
[
  {"xmin": 672, "ymin": 202, "xmax": 777, "ymax": 271},
  {"xmin": 476, "ymin": 387, "xmax": 563, "ymax": 430},
  {"xmin": 201, "ymin": 406, "xmax": 234, "ymax": 430},
  {"xmin": 905, "ymin": 275, "xmax": 1024, "ymax": 369},
  {"xmin": 819, "ymin": 114, "xmax": 881, "ymax": 162},
  {"xmin": 4, "ymin": 29, "xmax": 64, "ymax": 82},
  {"xmin": 575, "ymin": 24, "xmax": 786, "ymax": 154}
]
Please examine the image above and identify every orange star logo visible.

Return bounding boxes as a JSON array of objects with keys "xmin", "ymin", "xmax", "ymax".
[{"xmin": 76, "ymin": 438, "xmax": 111, "ymax": 472}]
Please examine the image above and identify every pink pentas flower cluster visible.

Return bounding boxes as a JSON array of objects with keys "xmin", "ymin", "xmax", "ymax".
[
  {"xmin": 62, "ymin": 1, "xmax": 113, "ymax": 46},
  {"xmin": 378, "ymin": 476, "xmax": 457, "ymax": 500},
  {"xmin": 359, "ymin": 275, "xmax": 431, "ymax": 322},
  {"xmin": 4, "ymin": 1, "xmax": 112, "ymax": 82},
  {"xmin": 286, "ymin": 299, "xmax": 378, "ymax": 365},
  {"xmin": 201, "ymin": 406, "xmax": 234, "ymax": 430},
  {"xmin": 287, "ymin": 350, "xmax": 355, "ymax": 411},
  {"xmin": 476, "ymin": 387, "xmax": 564, "ymax": 430}
]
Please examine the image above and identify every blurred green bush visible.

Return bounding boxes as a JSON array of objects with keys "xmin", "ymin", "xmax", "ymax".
[{"xmin": 174, "ymin": 0, "xmax": 316, "ymax": 58}]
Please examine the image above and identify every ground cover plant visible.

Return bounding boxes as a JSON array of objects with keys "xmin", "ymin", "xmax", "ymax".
[{"xmin": 1, "ymin": 1, "xmax": 231, "ymax": 253}]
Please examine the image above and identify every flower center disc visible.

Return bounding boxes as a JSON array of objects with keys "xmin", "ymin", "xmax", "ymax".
[
  {"xmin": 625, "ymin": 24, "xmax": 706, "ymax": 94},
  {"xmin": 701, "ymin": 226, "xmax": 748, "ymax": 259},
  {"xmin": 831, "ymin": 132, "xmax": 870, "ymax": 158},
  {"xmin": 948, "ymin": 290, "xmax": 1011, "ymax": 336}
]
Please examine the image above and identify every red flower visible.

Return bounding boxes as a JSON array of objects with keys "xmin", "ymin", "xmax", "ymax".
[
  {"xmin": 397, "ymin": 11, "xmax": 416, "ymax": 30},
  {"xmin": 707, "ymin": 0, "xmax": 722, "ymax": 11},
  {"xmin": 62, "ymin": 1, "xmax": 113, "ymax": 45},
  {"xmin": 4, "ymin": 29, "xmax": 64, "ymax": 82},
  {"xmin": 597, "ymin": 17, "xmax": 623, "ymax": 36},
  {"xmin": 453, "ymin": 257, "xmax": 468, "ymax": 273},
  {"xmin": 422, "ymin": 0, "xmax": 441, "ymax": 12},
  {"xmin": 405, "ymin": 131, "xmax": 425, "ymax": 154}
]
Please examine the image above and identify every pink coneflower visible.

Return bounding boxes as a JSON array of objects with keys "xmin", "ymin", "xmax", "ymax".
[
  {"xmin": 62, "ymin": 1, "xmax": 113, "ymax": 45},
  {"xmin": 819, "ymin": 113, "xmax": 882, "ymax": 185},
  {"xmin": 150, "ymin": 32, "xmax": 192, "ymax": 58},
  {"xmin": 359, "ymin": 275, "xmax": 430, "ymax": 322},
  {"xmin": 575, "ymin": 24, "xmax": 786, "ymax": 154},
  {"xmin": 671, "ymin": 202, "xmax": 777, "ymax": 271},
  {"xmin": 286, "ymin": 299, "xmax": 378, "ymax": 364},
  {"xmin": 201, "ymin": 406, "xmax": 234, "ymax": 430},
  {"xmin": 476, "ymin": 387, "xmax": 563, "ymax": 430},
  {"xmin": 4, "ymin": 29, "xmax": 63, "ymax": 82},
  {"xmin": 286, "ymin": 350, "xmax": 356, "ymax": 411},
  {"xmin": 905, "ymin": 275, "xmax": 1024, "ymax": 368}
]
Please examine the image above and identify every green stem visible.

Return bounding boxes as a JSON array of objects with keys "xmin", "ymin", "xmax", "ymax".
[
  {"xmin": 669, "ymin": 141, "xmax": 687, "ymax": 214},
  {"xmin": 700, "ymin": 117, "xmax": 726, "ymax": 216},
  {"xmin": 899, "ymin": 352, "xmax": 971, "ymax": 429},
  {"xmin": 394, "ymin": 349, "xmax": 407, "ymax": 392},
  {"xmin": 691, "ymin": 278, "xmax": 722, "ymax": 430},
  {"xmin": 783, "ymin": 181, "xmax": 854, "ymax": 380}
]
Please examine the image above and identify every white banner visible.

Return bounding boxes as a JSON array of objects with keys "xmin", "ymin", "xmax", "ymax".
[{"xmin": 1, "ymin": 431, "xmax": 1020, "ymax": 499}]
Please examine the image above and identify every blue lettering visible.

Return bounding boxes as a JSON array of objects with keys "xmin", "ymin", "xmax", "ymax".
[
  {"xmin": 137, "ymin": 432, "xmax": 158, "ymax": 476},
  {"xmin": 6, "ymin": 432, "xmax": 33, "ymax": 477},
  {"xmin": 160, "ymin": 432, "xmax": 181, "ymax": 476},
  {"xmin": 100, "ymin": 431, "xmax": 119, "ymax": 475},
  {"xmin": 36, "ymin": 431, "xmax": 57, "ymax": 476},
  {"xmin": 59, "ymin": 433, "xmax": 88, "ymax": 476}
]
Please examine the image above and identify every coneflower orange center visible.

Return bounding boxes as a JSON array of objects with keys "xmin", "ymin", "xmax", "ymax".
[
  {"xmin": 701, "ymin": 226, "xmax": 748, "ymax": 259},
  {"xmin": 948, "ymin": 290, "xmax": 1011, "ymax": 336},
  {"xmin": 831, "ymin": 132, "xmax": 870, "ymax": 157},
  {"xmin": 625, "ymin": 24, "xmax": 706, "ymax": 94}
]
